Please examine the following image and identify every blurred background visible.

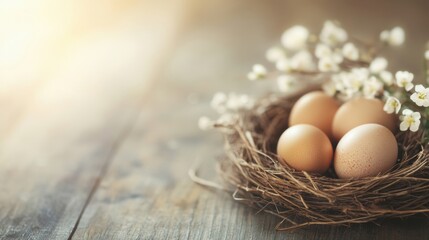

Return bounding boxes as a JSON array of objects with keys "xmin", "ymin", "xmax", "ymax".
[
  {"xmin": 1, "ymin": 0, "xmax": 429, "ymax": 112},
  {"xmin": 1, "ymin": 0, "xmax": 428, "ymax": 152},
  {"xmin": 1, "ymin": 0, "xmax": 428, "ymax": 103}
]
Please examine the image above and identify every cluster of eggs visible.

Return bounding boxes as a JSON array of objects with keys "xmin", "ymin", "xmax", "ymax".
[{"xmin": 276, "ymin": 91, "xmax": 398, "ymax": 179}]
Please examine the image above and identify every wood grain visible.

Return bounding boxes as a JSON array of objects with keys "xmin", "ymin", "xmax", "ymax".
[
  {"xmin": 71, "ymin": 1, "xmax": 429, "ymax": 240},
  {"xmin": 0, "ymin": 1, "xmax": 185, "ymax": 239}
]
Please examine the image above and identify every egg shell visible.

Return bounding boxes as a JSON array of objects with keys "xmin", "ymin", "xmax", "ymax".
[
  {"xmin": 277, "ymin": 124, "xmax": 333, "ymax": 173},
  {"xmin": 332, "ymin": 97, "xmax": 396, "ymax": 141},
  {"xmin": 334, "ymin": 123, "xmax": 398, "ymax": 179},
  {"xmin": 289, "ymin": 91, "xmax": 340, "ymax": 139}
]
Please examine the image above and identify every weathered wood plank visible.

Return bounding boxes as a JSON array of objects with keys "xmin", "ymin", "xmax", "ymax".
[
  {"xmin": 0, "ymin": 1, "xmax": 185, "ymax": 239},
  {"xmin": 73, "ymin": 0, "xmax": 429, "ymax": 239}
]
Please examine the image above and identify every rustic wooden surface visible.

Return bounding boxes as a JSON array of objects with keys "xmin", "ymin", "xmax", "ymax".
[{"xmin": 1, "ymin": 0, "xmax": 429, "ymax": 239}]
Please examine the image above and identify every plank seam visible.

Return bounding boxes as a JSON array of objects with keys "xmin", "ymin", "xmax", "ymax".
[{"xmin": 67, "ymin": 110, "xmax": 142, "ymax": 240}]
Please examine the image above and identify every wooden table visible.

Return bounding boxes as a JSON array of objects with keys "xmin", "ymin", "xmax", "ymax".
[{"xmin": 1, "ymin": 0, "xmax": 429, "ymax": 239}]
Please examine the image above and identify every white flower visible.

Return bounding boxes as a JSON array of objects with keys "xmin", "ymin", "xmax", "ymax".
[
  {"xmin": 315, "ymin": 43, "xmax": 343, "ymax": 63},
  {"xmin": 318, "ymin": 57, "xmax": 340, "ymax": 72},
  {"xmin": 277, "ymin": 75, "xmax": 296, "ymax": 92},
  {"xmin": 342, "ymin": 76, "xmax": 363, "ymax": 93},
  {"xmin": 266, "ymin": 46, "xmax": 285, "ymax": 62},
  {"xmin": 400, "ymin": 109, "xmax": 421, "ymax": 132},
  {"xmin": 379, "ymin": 70, "xmax": 393, "ymax": 86},
  {"xmin": 396, "ymin": 71, "xmax": 414, "ymax": 91},
  {"xmin": 315, "ymin": 43, "xmax": 332, "ymax": 58},
  {"xmin": 342, "ymin": 42, "xmax": 359, "ymax": 60},
  {"xmin": 322, "ymin": 81, "xmax": 337, "ymax": 96},
  {"xmin": 320, "ymin": 20, "xmax": 348, "ymax": 46},
  {"xmin": 211, "ymin": 92, "xmax": 228, "ymax": 113},
  {"xmin": 410, "ymin": 84, "xmax": 429, "ymax": 107},
  {"xmin": 237, "ymin": 94, "xmax": 254, "ymax": 109},
  {"xmin": 363, "ymin": 76, "xmax": 383, "ymax": 98},
  {"xmin": 216, "ymin": 113, "xmax": 236, "ymax": 125},
  {"xmin": 383, "ymin": 97, "xmax": 401, "ymax": 114},
  {"xmin": 351, "ymin": 68, "xmax": 370, "ymax": 79},
  {"xmin": 247, "ymin": 72, "xmax": 258, "ymax": 81},
  {"xmin": 289, "ymin": 50, "xmax": 315, "ymax": 71},
  {"xmin": 380, "ymin": 27, "xmax": 405, "ymax": 46},
  {"xmin": 369, "ymin": 57, "xmax": 388, "ymax": 73},
  {"xmin": 380, "ymin": 30, "xmax": 390, "ymax": 42},
  {"xmin": 331, "ymin": 73, "xmax": 346, "ymax": 92},
  {"xmin": 341, "ymin": 68, "xmax": 368, "ymax": 92},
  {"xmin": 281, "ymin": 25, "xmax": 309, "ymax": 50},
  {"xmin": 276, "ymin": 58, "xmax": 290, "ymax": 72},
  {"xmin": 425, "ymin": 50, "xmax": 429, "ymax": 60},
  {"xmin": 226, "ymin": 93, "xmax": 254, "ymax": 110},
  {"xmin": 211, "ymin": 92, "xmax": 254, "ymax": 113},
  {"xmin": 389, "ymin": 27, "xmax": 405, "ymax": 46},
  {"xmin": 247, "ymin": 64, "xmax": 267, "ymax": 81},
  {"xmin": 198, "ymin": 116, "xmax": 213, "ymax": 130}
]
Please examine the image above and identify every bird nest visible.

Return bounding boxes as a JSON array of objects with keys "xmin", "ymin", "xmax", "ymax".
[{"xmin": 215, "ymin": 91, "xmax": 429, "ymax": 231}]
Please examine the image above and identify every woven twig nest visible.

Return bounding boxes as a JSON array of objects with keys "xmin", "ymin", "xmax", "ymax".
[{"xmin": 217, "ymin": 90, "xmax": 429, "ymax": 231}]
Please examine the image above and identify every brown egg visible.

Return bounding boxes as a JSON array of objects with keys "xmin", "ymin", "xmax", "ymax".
[
  {"xmin": 277, "ymin": 124, "xmax": 333, "ymax": 173},
  {"xmin": 332, "ymin": 97, "xmax": 396, "ymax": 141},
  {"xmin": 289, "ymin": 91, "xmax": 340, "ymax": 139},
  {"xmin": 334, "ymin": 124, "xmax": 398, "ymax": 179}
]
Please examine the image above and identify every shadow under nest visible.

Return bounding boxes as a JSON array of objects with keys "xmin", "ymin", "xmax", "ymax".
[{"xmin": 217, "ymin": 91, "xmax": 429, "ymax": 231}]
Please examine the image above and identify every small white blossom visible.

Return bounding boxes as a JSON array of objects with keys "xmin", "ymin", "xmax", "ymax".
[
  {"xmin": 389, "ymin": 27, "xmax": 405, "ymax": 46},
  {"xmin": 281, "ymin": 25, "xmax": 309, "ymax": 50},
  {"xmin": 253, "ymin": 64, "xmax": 266, "ymax": 75},
  {"xmin": 351, "ymin": 68, "xmax": 370, "ymax": 79},
  {"xmin": 331, "ymin": 73, "xmax": 346, "ymax": 92},
  {"xmin": 342, "ymin": 42, "xmax": 359, "ymax": 61},
  {"xmin": 315, "ymin": 43, "xmax": 332, "ymax": 58},
  {"xmin": 351, "ymin": 67, "xmax": 370, "ymax": 78},
  {"xmin": 276, "ymin": 58, "xmax": 291, "ymax": 72},
  {"xmin": 211, "ymin": 92, "xmax": 254, "ymax": 114},
  {"xmin": 226, "ymin": 93, "xmax": 254, "ymax": 110},
  {"xmin": 369, "ymin": 57, "xmax": 388, "ymax": 73},
  {"xmin": 410, "ymin": 84, "xmax": 429, "ymax": 107},
  {"xmin": 198, "ymin": 116, "xmax": 214, "ymax": 130},
  {"xmin": 318, "ymin": 57, "xmax": 340, "ymax": 72},
  {"xmin": 380, "ymin": 27, "xmax": 405, "ymax": 46},
  {"xmin": 216, "ymin": 114, "xmax": 237, "ymax": 125},
  {"xmin": 315, "ymin": 43, "xmax": 343, "ymax": 63},
  {"xmin": 379, "ymin": 70, "xmax": 394, "ymax": 86},
  {"xmin": 289, "ymin": 50, "xmax": 315, "ymax": 71},
  {"xmin": 322, "ymin": 80, "xmax": 337, "ymax": 96},
  {"xmin": 336, "ymin": 87, "xmax": 358, "ymax": 101},
  {"xmin": 400, "ymin": 109, "xmax": 421, "ymax": 132},
  {"xmin": 238, "ymin": 94, "xmax": 254, "ymax": 109},
  {"xmin": 211, "ymin": 92, "xmax": 228, "ymax": 113},
  {"xmin": 396, "ymin": 71, "xmax": 414, "ymax": 91},
  {"xmin": 332, "ymin": 68, "xmax": 375, "ymax": 99},
  {"xmin": 247, "ymin": 64, "xmax": 267, "ymax": 81},
  {"xmin": 363, "ymin": 76, "xmax": 383, "ymax": 98},
  {"xmin": 344, "ymin": 68, "xmax": 368, "ymax": 91},
  {"xmin": 247, "ymin": 72, "xmax": 258, "ymax": 81},
  {"xmin": 342, "ymin": 77, "xmax": 363, "ymax": 94},
  {"xmin": 425, "ymin": 50, "xmax": 429, "ymax": 60},
  {"xmin": 266, "ymin": 46, "xmax": 285, "ymax": 62},
  {"xmin": 380, "ymin": 30, "xmax": 390, "ymax": 42},
  {"xmin": 333, "ymin": 51, "xmax": 344, "ymax": 63},
  {"xmin": 383, "ymin": 97, "xmax": 401, "ymax": 114},
  {"xmin": 320, "ymin": 20, "xmax": 348, "ymax": 46},
  {"xmin": 277, "ymin": 75, "xmax": 296, "ymax": 92}
]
